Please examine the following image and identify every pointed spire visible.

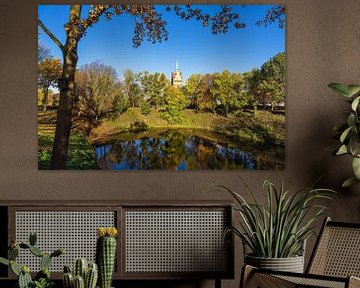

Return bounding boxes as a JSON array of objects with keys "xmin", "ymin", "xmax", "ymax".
[{"xmin": 175, "ymin": 59, "xmax": 179, "ymax": 72}]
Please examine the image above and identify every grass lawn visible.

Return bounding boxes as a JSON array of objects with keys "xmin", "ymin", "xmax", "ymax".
[
  {"xmin": 38, "ymin": 109, "xmax": 97, "ymax": 170},
  {"xmin": 90, "ymin": 108, "xmax": 285, "ymax": 146}
]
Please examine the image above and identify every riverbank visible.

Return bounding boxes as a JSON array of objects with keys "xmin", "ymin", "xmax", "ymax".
[
  {"xmin": 38, "ymin": 108, "xmax": 285, "ymax": 170},
  {"xmin": 90, "ymin": 108, "xmax": 285, "ymax": 146},
  {"xmin": 38, "ymin": 110, "xmax": 97, "ymax": 169}
]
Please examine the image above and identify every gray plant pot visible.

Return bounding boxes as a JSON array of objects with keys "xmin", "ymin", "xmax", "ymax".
[{"xmin": 245, "ymin": 254, "xmax": 305, "ymax": 273}]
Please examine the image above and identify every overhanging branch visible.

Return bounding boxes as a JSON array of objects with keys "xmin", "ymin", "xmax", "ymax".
[{"xmin": 38, "ymin": 19, "xmax": 64, "ymax": 51}]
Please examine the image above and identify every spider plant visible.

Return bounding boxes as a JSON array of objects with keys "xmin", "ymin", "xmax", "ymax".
[{"xmin": 222, "ymin": 179, "xmax": 335, "ymax": 258}]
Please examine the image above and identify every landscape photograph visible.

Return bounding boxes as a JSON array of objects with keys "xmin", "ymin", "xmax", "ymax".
[{"xmin": 38, "ymin": 4, "xmax": 285, "ymax": 170}]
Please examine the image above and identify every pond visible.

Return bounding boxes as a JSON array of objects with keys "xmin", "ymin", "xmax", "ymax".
[{"xmin": 94, "ymin": 129, "xmax": 284, "ymax": 170}]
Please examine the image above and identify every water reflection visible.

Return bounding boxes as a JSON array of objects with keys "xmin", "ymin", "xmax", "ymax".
[{"xmin": 95, "ymin": 129, "xmax": 280, "ymax": 170}]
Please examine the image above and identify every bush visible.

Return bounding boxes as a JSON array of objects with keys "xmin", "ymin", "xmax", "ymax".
[{"xmin": 141, "ymin": 101, "xmax": 151, "ymax": 115}]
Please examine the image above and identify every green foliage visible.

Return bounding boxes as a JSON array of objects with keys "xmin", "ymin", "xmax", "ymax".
[
  {"xmin": 123, "ymin": 69, "xmax": 141, "ymax": 108},
  {"xmin": 328, "ymin": 83, "xmax": 360, "ymax": 187},
  {"xmin": 222, "ymin": 179, "xmax": 335, "ymax": 258},
  {"xmin": 248, "ymin": 52, "xmax": 285, "ymax": 110},
  {"xmin": 32, "ymin": 278, "xmax": 54, "ymax": 288},
  {"xmin": 38, "ymin": 129, "xmax": 97, "ymax": 170},
  {"xmin": 138, "ymin": 71, "xmax": 168, "ymax": 108},
  {"xmin": 213, "ymin": 70, "xmax": 252, "ymax": 116},
  {"xmin": 160, "ymin": 86, "xmax": 187, "ymax": 124},
  {"xmin": 140, "ymin": 100, "xmax": 151, "ymax": 115},
  {"xmin": 0, "ymin": 233, "xmax": 63, "ymax": 288},
  {"xmin": 130, "ymin": 121, "xmax": 149, "ymax": 132}
]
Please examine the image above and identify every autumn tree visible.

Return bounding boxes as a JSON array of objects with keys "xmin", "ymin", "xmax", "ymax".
[
  {"xmin": 38, "ymin": 58, "xmax": 62, "ymax": 111},
  {"xmin": 38, "ymin": 4, "xmax": 281, "ymax": 169},
  {"xmin": 75, "ymin": 62, "xmax": 123, "ymax": 123}
]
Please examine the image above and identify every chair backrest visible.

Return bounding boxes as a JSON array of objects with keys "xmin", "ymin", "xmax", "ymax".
[{"xmin": 307, "ymin": 217, "xmax": 360, "ymax": 277}]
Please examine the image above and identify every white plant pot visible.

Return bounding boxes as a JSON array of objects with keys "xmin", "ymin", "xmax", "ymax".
[{"xmin": 245, "ymin": 254, "xmax": 305, "ymax": 273}]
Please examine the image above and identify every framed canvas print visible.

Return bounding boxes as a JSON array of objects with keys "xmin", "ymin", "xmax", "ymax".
[{"xmin": 38, "ymin": 4, "xmax": 285, "ymax": 170}]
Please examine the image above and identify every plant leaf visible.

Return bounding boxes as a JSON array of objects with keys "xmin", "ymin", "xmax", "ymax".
[
  {"xmin": 328, "ymin": 83, "xmax": 351, "ymax": 97},
  {"xmin": 347, "ymin": 85, "xmax": 360, "ymax": 97},
  {"xmin": 342, "ymin": 177, "xmax": 360, "ymax": 188},
  {"xmin": 351, "ymin": 96, "xmax": 360, "ymax": 111},
  {"xmin": 352, "ymin": 157, "xmax": 360, "ymax": 179},
  {"xmin": 336, "ymin": 145, "xmax": 348, "ymax": 155},
  {"xmin": 340, "ymin": 126, "xmax": 353, "ymax": 143}
]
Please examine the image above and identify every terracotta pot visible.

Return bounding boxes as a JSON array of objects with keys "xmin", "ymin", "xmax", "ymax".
[{"xmin": 245, "ymin": 254, "xmax": 304, "ymax": 273}]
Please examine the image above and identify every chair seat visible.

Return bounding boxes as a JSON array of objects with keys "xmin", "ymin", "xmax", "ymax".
[
  {"xmin": 277, "ymin": 275, "xmax": 346, "ymax": 288},
  {"xmin": 241, "ymin": 218, "xmax": 360, "ymax": 288}
]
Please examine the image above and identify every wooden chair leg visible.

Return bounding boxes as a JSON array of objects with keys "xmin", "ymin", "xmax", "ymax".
[
  {"xmin": 240, "ymin": 265, "xmax": 255, "ymax": 288},
  {"xmin": 240, "ymin": 265, "xmax": 296, "ymax": 288}
]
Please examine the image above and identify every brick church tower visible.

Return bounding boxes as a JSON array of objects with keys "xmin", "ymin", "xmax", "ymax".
[{"xmin": 171, "ymin": 60, "xmax": 183, "ymax": 88}]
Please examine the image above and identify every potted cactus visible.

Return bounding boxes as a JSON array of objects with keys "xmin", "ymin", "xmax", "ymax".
[
  {"xmin": 0, "ymin": 232, "xmax": 63, "ymax": 288},
  {"xmin": 62, "ymin": 258, "xmax": 98, "ymax": 288},
  {"xmin": 96, "ymin": 227, "xmax": 118, "ymax": 288}
]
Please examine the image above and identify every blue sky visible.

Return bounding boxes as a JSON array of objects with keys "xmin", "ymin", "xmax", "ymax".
[{"xmin": 38, "ymin": 5, "xmax": 285, "ymax": 81}]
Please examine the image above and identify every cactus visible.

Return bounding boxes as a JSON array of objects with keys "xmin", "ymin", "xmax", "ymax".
[
  {"xmin": 85, "ymin": 263, "xmax": 98, "ymax": 288},
  {"xmin": 29, "ymin": 245, "xmax": 44, "ymax": 257},
  {"xmin": 41, "ymin": 253, "xmax": 52, "ymax": 270},
  {"xmin": 0, "ymin": 257, "xmax": 9, "ymax": 266},
  {"xmin": 0, "ymin": 232, "xmax": 63, "ymax": 288},
  {"xmin": 74, "ymin": 275, "xmax": 85, "ymax": 288},
  {"xmin": 10, "ymin": 260, "xmax": 20, "ymax": 276},
  {"xmin": 29, "ymin": 232, "xmax": 37, "ymax": 246},
  {"xmin": 63, "ymin": 272, "xmax": 74, "ymax": 288},
  {"xmin": 9, "ymin": 246, "xmax": 19, "ymax": 260},
  {"xmin": 74, "ymin": 258, "xmax": 87, "ymax": 279},
  {"xmin": 96, "ymin": 227, "xmax": 118, "ymax": 288},
  {"xmin": 18, "ymin": 270, "xmax": 32, "ymax": 288},
  {"xmin": 63, "ymin": 259, "xmax": 98, "ymax": 288}
]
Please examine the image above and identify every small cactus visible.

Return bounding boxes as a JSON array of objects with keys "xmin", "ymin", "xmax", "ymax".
[
  {"xmin": 74, "ymin": 275, "xmax": 85, "ymax": 288},
  {"xmin": 29, "ymin": 245, "xmax": 44, "ymax": 257},
  {"xmin": 18, "ymin": 268, "xmax": 32, "ymax": 288},
  {"xmin": 0, "ymin": 233, "xmax": 63, "ymax": 288},
  {"xmin": 9, "ymin": 247, "xmax": 19, "ymax": 260},
  {"xmin": 63, "ymin": 272, "xmax": 74, "ymax": 288},
  {"xmin": 74, "ymin": 258, "xmax": 87, "ymax": 279},
  {"xmin": 63, "ymin": 259, "xmax": 98, "ymax": 288},
  {"xmin": 29, "ymin": 232, "xmax": 37, "ymax": 246},
  {"xmin": 96, "ymin": 227, "xmax": 118, "ymax": 288},
  {"xmin": 41, "ymin": 253, "xmax": 52, "ymax": 270},
  {"xmin": 85, "ymin": 263, "xmax": 98, "ymax": 288}
]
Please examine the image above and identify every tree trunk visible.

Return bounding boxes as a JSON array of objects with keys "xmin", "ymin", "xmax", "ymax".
[
  {"xmin": 50, "ymin": 5, "xmax": 81, "ymax": 169},
  {"xmin": 42, "ymin": 87, "xmax": 49, "ymax": 112}
]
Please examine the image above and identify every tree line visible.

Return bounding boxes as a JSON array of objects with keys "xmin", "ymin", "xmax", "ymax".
[{"xmin": 38, "ymin": 51, "xmax": 285, "ymax": 125}]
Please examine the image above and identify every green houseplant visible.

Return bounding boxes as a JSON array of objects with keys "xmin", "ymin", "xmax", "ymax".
[
  {"xmin": 0, "ymin": 232, "xmax": 63, "ymax": 288},
  {"xmin": 328, "ymin": 83, "xmax": 360, "ymax": 187},
  {"xmin": 96, "ymin": 227, "xmax": 118, "ymax": 288},
  {"xmin": 222, "ymin": 179, "xmax": 334, "ymax": 272}
]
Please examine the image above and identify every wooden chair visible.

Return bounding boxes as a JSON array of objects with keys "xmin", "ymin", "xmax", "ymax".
[{"xmin": 241, "ymin": 217, "xmax": 360, "ymax": 288}]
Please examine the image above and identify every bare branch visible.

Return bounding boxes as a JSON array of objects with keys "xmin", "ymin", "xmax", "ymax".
[{"xmin": 38, "ymin": 19, "xmax": 64, "ymax": 51}]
